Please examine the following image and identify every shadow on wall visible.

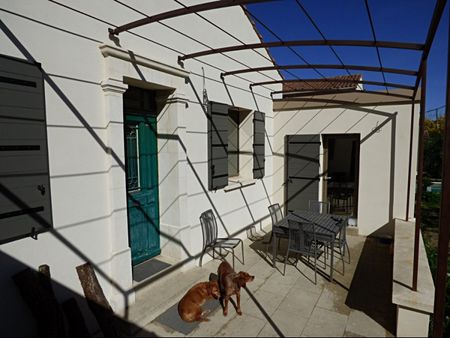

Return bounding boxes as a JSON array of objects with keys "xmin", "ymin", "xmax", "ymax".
[
  {"xmin": 270, "ymin": 103, "xmax": 398, "ymax": 229},
  {"xmin": 345, "ymin": 222, "xmax": 396, "ymax": 335},
  {"xmin": 1, "ymin": 16, "xmax": 403, "ymax": 331},
  {"xmin": 0, "ymin": 15, "xmax": 274, "ymax": 247},
  {"xmin": 0, "ymin": 19, "xmax": 274, "ymax": 332},
  {"xmin": 0, "ymin": 251, "xmax": 157, "ymax": 337}
]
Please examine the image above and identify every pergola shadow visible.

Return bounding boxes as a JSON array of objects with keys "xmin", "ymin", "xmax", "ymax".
[
  {"xmin": 345, "ymin": 226, "xmax": 396, "ymax": 335},
  {"xmin": 1, "ymin": 0, "xmax": 449, "ymax": 335}
]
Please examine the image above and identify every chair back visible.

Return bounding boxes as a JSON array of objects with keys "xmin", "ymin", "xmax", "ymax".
[
  {"xmin": 268, "ymin": 203, "xmax": 284, "ymax": 228},
  {"xmin": 337, "ymin": 219, "xmax": 348, "ymax": 246},
  {"xmin": 287, "ymin": 220, "xmax": 316, "ymax": 255},
  {"xmin": 308, "ymin": 200, "xmax": 330, "ymax": 214},
  {"xmin": 200, "ymin": 209, "xmax": 218, "ymax": 249}
]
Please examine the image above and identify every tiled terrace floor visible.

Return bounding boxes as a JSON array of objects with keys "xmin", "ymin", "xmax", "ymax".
[{"xmin": 128, "ymin": 229, "xmax": 396, "ymax": 337}]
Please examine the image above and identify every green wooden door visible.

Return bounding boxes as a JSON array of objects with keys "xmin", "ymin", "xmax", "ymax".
[{"xmin": 125, "ymin": 114, "xmax": 160, "ymax": 266}]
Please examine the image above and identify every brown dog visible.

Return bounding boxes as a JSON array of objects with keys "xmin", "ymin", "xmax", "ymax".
[
  {"xmin": 218, "ymin": 260, "xmax": 254, "ymax": 316},
  {"xmin": 177, "ymin": 280, "xmax": 220, "ymax": 322}
]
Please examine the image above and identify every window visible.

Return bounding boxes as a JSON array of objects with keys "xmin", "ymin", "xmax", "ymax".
[
  {"xmin": 0, "ymin": 55, "xmax": 53, "ymax": 244},
  {"xmin": 125, "ymin": 123, "xmax": 140, "ymax": 191},
  {"xmin": 208, "ymin": 101, "xmax": 265, "ymax": 190}
]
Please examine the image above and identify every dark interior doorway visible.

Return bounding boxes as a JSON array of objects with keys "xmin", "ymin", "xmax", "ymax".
[{"xmin": 322, "ymin": 134, "xmax": 360, "ymax": 217}]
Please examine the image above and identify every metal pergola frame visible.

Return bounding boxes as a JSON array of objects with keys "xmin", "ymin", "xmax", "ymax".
[
  {"xmin": 222, "ymin": 64, "xmax": 418, "ymax": 77},
  {"xmin": 179, "ymin": 39, "xmax": 424, "ymax": 61},
  {"xmin": 276, "ymin": 88, "xmax": 414, "ymax": 100},
  {"xmin": 108, "ymin": 0, "xmax": 274, "ymax": 36},
  {"xmin": 109, "ymin": 0, "xmax": 449, "ymax": 335},
  {"xmin": 273, "ymin": 101, "xmax": 420, "ymax": 112},
  {"xmin": 252, "ymin": 78, "xmax": 415, "ymax": 91}
]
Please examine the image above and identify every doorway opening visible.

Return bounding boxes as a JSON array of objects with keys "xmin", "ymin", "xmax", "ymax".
[
  {"xmin": 123, "ymin": 86, "xmax": 160, "ymax": 267},
  {"xmin": 322, "ymin": 134, "xmax": 360, "ymax": 218}
]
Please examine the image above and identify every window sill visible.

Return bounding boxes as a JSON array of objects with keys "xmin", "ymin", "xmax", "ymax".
[{"xmin": 224, "ymin": 177, "xmax": 256, "ymax": 192}]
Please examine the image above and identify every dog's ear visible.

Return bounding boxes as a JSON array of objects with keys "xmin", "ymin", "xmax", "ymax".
[
  {"xmin": 209, "ymin": 281, "xmax": 219, "ymax": 297},
  {"xmin": 237, "ymin": 272, "xmax": 247, "ymax": 287},
  {"xmin": 210, "ymin": 281, "xmax": 220, "ymax": 299}
]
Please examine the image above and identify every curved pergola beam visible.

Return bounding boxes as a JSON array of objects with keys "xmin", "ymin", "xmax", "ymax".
[
  {"xmin": 254, "ymin": 78, "xmax": 415, "ymax": 91},
  {"xmin": 179, "ymin": 39, "xmax": 424, "ymax": 61},
  {"xmin": 274, "ymin": 98, "xmax": 402, "ymax": 116},
  {"xmin": 277, "ymin": 88, "xmax": 413, "ymax": 100},
  {"xmin": 223, "ymin": 64, "xmax": 418, "ymax": 77},
  {"xmin": 273, "ymin": 96, "xmax": 415, "ymax": 108},
  {"xmin": 109, "ymin": 0, "xmax": 274, "ymax": 35}
]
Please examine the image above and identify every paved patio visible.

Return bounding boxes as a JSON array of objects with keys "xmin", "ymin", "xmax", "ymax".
[{"xmin": 128, "ymin": 228, "xmax": 396, "ymax": 337}]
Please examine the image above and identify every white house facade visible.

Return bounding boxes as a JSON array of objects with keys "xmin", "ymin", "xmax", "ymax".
[{"xmin": 0, "ymin": 1, "xmax": 419, "ymax": 336}]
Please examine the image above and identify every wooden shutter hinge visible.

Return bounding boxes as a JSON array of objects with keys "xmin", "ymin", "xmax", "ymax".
[{"xmin": 30, "ymin": 227, "xmax": 38, "ymax": 240}]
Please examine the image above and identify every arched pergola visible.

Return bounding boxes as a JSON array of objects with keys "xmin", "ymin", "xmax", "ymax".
[{"xmin": 108, "ymin": 1, "xmax": 450, "ymax": 335}]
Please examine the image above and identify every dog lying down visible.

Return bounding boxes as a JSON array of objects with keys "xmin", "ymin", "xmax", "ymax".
[{"xmin": 178, "ymin": 280, "xmax": 220, "ymax": 322}]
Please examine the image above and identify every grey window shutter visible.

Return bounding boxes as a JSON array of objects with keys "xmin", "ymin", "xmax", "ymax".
[
  {"xmin": 286, "ymin": 135, "xmax": 320, "ymax": 212},
  {"xmin": 208, "ymin": 102, "xmax": 229, "ymax": 190},
  {"xmin": 253, "ymin": 111, "xmax": 265, "ymax": 179},
  {"xmin": 0, "ymin": 55, "xmax": 53, "ymax": 244}
]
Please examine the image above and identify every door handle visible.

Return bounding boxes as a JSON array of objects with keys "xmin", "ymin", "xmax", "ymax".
[{"xmin": 37, "ymin": 185, "xmax": 46, "ymax": 195}]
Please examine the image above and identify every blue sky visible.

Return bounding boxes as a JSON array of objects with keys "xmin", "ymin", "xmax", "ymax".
[{"xmin": 246, "ymin": 0, "xmax": 448, "ymax": 113}]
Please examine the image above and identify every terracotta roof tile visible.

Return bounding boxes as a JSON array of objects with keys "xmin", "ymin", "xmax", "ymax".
[{"xmin": 282, "ymin": 74, "xmax": 362, "ymax": 92}]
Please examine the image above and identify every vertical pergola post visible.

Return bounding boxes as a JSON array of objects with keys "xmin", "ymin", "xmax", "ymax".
[
  {"xmin": 433, "ymin": 17, "xmax": 450, "ymax": 337},
  {"xmin": 406, "ymin": 102, "xmax": 415, "ymax": 221},
  {"xmin": 412, "ymin": 60, "xmax": 427, "ymax": 291}
]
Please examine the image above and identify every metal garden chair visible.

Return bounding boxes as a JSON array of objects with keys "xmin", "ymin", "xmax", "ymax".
[
  {"xmin": 308, "ymin": 200, "xmax": 331, "ymax": 259},
  {"xmin": 283, "ymin": 220, "xmax": 324, "ymax": 284},
  {"xmin": 309, "ymin": 199, "xmax": 348, "ymax": 269},
  {"xmin": 199, "ymin": 209, "xmax": 244, "ymax": 269},
  {"xmin": 334, "ymin": 219, "xmax": 350, "ymax": 266},
  {"xmin": 264, "ymin": 203, "xmax": 289, "ymax": 257}
]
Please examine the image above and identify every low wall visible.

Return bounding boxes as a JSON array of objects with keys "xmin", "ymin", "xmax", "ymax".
[{"xmin": 392, "ymin": 219, "xmax": 435, "ymax": 337}]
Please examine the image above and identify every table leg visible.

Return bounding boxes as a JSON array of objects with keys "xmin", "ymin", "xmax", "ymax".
[
  {"xmin": 330, "ymin": 239, "xmax": 334, "ymax": 282},
  {"xmin": 272, "ymin": 231, "xmax": 276, "ymax": 268}
]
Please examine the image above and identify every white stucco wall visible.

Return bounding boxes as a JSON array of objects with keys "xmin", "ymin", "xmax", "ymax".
[
  {"xmin": 272, "ymin": 102, "xmax": 419, "ymax": 236},
  {"xmin": 0, "ymin": 1, "xmax": 281, "ymax": 335},
  {"xmin": 0, "ymin": 2, "xmax": 421, "ymax": 336}
]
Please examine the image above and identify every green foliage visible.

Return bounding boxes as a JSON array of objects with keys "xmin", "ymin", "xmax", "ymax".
[
  {"xmin": 424, "ymin": 117, "xmax": 444, "ymax": 179},
  {"xmin": 422, "ymin": 191, "xmax": 441, "ymax": 229},
  {"xmin": 422, "ymin": 117, "xmax": 447, "ymax": 335},
  {"xmin": 424, "ymin": 239, "xmax": 438, "ymax": 278},
  {"xmin": 424, "ymin": 238, "xmax": 450, "ymax": 336},
  {"xmin": 423, "ymin": 176, "xmax": 432, "ymax": 190}
]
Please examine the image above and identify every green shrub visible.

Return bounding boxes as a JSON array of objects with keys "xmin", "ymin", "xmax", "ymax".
[
  {"xmin": 424, "ymin": 238, "xmax": 450, "ymax": 336},
  {"xmin": 422, "ymin": 191, "xmax": 441, "ymax": 229}
]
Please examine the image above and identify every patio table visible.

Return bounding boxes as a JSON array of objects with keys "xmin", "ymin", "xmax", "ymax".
[{"xmin": 272, "ymin": 210, "xmax": 347, "ymax": 282}]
